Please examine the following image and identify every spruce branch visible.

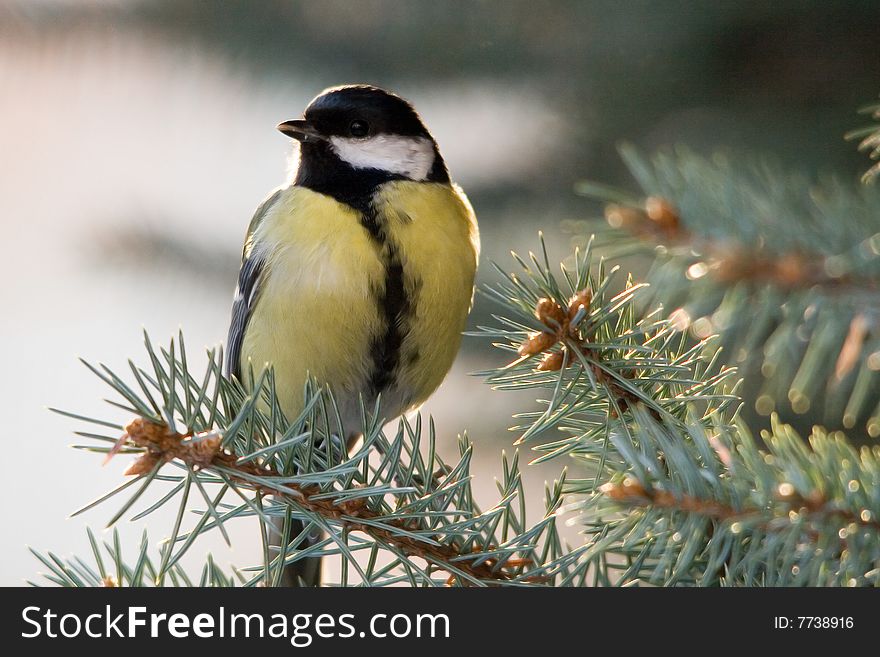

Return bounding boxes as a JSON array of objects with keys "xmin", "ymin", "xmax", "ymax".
[
  {"xmin": 847, "ymin": 95, "xmax": 880, "ymax": 184},
  {"xmin": 35, "ymin": 221, "xmax": 880, "ymax": 587},
  {"xmin": 29, "ymin": 528, "xmax": 239, "ymax": 588},
  {"xmin": 583, "ymin": 410, "xmax": 880, "ymax": 586},
  {"xmin": 40, "ymin": 332, "xmax": 570, "ymax": 587},
  {"xmin": 603, "ymin": 198, "xmax": 879, "ymax": 293},
  {"xmin": 112, "ymin": 416, "xmax": 535, "ymax": 585},
  {"xmin": 513, "ymin": 287, "xmax": 657, "ymax": 418},
  {"xmin": 472, "ymin": 234, "xmax": 738, "ymax": 464},
  {"xmin": 600, "ymin": 471, "xmax": 880, "ymax": 537},
  {"xmin": 575, "ymin": 146, "xmax": 880, "ymax": 435},
  {"xmin": 476, "ymin": 239, "xmax": 880, "ymax": 586}
]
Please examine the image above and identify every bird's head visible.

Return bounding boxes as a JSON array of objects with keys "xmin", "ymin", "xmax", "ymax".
[{"xmin": 278, "ymin": 85, "xmax": 448, "ymax": 184}]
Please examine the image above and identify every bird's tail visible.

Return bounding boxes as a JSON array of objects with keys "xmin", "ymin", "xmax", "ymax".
[
  {"xmin": 267, "ymin": 431, "xmax": 359, "ymax": 587},
  {"xmin": 270, "ymin": 512, "xmax": 323, "ymax": 587}
]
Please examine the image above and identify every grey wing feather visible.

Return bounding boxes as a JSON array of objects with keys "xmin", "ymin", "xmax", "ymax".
[
  {"xmin": 224, "ymin": 188, "xmax": 324, "ymax": 586},
  {"xmin": 225, "ymin": 253, "xmax": 266, "ymax": 379},
  {"xmin": 224, "ymin": 190, "xmax": 283, "ymax": 380}
]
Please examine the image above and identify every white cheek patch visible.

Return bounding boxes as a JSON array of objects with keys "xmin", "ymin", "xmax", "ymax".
[{"xmin": 329, "ymin": 135, "xmax": 436, "ymax": 180}]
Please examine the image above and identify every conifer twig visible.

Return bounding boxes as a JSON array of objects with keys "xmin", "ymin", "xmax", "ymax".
[
  {"xmin": 514, "ymin": 290, "xmax": 659, "ymax": 419},
  {"xmin": 600, "ymin": 477, "xmax": 880, "ymax": 534},
  {"xmin": 604, "ymin": 199, "xmax": 880, "ymax": 292},
  {"xmin": 115, "ymin": 417, "xmax": 535, "ymax": 585}
]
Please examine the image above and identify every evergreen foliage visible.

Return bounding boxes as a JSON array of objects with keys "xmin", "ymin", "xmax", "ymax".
[
  {"xmin": 848, "ymin": 95, "xmax": 880, "ymax": 184},
  {"xmin": 31, "ymin": 97, "xmax": 880, "ymax": 587},
  {"xmin": 576, "ymin": 146, "xmax": 880, "ymax": 437}
]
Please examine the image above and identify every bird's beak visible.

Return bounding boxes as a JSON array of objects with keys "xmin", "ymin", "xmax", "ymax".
[{"xmin": 276, "ymin": 118, "xmax": 325, "ymax": 143}]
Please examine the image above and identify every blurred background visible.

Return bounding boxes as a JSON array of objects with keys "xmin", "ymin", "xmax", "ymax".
[{"xmin": 2, "ymin": 0, "xmax": 879, "ymax": 585}]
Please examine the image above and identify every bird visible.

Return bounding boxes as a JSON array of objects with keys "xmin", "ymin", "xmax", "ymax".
[{"xmin": 224, "ymin": 84, "xmax": 480, "ymax": 586}]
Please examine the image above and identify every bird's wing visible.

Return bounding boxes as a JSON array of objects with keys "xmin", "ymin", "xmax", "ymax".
[{"xmin": 224, "ymin": 188, "xmax": 284, "ymax": 380}]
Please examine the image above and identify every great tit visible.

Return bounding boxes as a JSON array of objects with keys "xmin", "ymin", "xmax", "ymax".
[{"xmin": 225, "ymin": 84, "xmax": 480, "ymax": 585}]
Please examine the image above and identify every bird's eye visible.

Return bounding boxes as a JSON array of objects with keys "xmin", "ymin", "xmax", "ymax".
[{"xmin": 349, "ymin": 120, "xmax": 369, "ymax": 138}]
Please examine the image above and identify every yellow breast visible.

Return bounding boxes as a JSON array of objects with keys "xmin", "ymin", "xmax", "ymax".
[
  {"xmin": 240, "ymin": 186, "xmax": 384, "ymax": 413},
  {"xmin": 374, "ymin": 181, "xmax": 480, "ymax": 408},
  {"xmin": 240, "ymin": 181, "xmax": 479, "ymax": 423}
]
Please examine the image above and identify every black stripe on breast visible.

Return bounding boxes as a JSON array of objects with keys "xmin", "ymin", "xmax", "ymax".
[
  {"xmin": 357, "ymin": 199, "xmax": 411, "ymax": 396},
  {"xmin": 367, "ymin": 222, "xmax": 409, "ymax": 396},
  {"xmin": 294, "ymin": 143, "xmax": 431, "ymax": 397}
]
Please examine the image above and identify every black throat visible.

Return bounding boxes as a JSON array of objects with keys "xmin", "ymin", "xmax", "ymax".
[
  {"xmin": 294, "ymin": 142, "xmax": 438, "ymax": 397},
  {"xmin": 295, "ymin": 141, "xmax": 407, "ymax": 217}
]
